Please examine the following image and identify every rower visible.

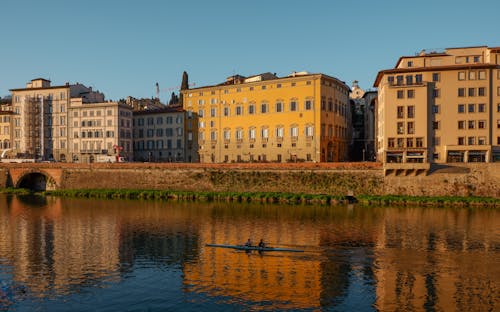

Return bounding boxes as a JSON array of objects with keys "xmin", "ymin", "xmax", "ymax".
[
  {"xmin": 244, "ymin": 238, "xmax": 252, "ymax": 247},
  {"xmin": 258, "ymin": 239, "xmax": 266, "ymax": 248}
]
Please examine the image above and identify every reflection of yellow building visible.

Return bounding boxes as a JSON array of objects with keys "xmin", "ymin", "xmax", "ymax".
[
  {"xmin": 181, "ymin": 72, "xmax": 351, "ymax": 163},
  {"xmin": 183, "ymin": 217, "xmax": 324, "ymax": 310}
]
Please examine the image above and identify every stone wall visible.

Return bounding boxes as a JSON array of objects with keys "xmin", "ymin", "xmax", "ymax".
[{"xmin": 1, "ymin": 163, "xmax": 499, "ymax": 198}]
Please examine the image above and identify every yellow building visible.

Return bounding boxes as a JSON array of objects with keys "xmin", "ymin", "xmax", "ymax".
[
  {"xmin": 0, "ymin": 99, "xmax": 13, "ymax": 156},
  {"xmin": 374, "ymin": 46, "xmax": 500, "ymax": 165},
  {"xmin": 181, "ymin": 72, "xmax": 351, "ymax": 163}
]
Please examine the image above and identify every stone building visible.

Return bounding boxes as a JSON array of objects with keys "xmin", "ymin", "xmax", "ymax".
[
  {"xmin": 181, "ymin": 71, "xmax": 351, "ymax": 163},
  {"xmin": 374, "ymin": 46, "xmax": 500, "ymax": 164},
  {"xmin": 10, "ymin": 78, "xmax": 132, "ymax": 162},
  {"xmin": 132, "ymin": 106, "xmax": 198, "ymax": 162},
  {"xmin": 349, "ymin": 81, "xmax": 377, "ymax": 161}
]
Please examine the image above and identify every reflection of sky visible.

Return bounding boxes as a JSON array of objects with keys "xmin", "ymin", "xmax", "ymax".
[{"xmin": 333, "ymin": 268, "xmax": 376, "ymax": 312}]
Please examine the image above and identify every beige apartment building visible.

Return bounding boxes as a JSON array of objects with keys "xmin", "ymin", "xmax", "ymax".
[
  {"xmin": 69, "ymin": 99, "xmax": 133, "ymax": 163},
  {"xmin": 374, "ymin": 46, "xmax": 500, "ymax": 164},
  {"xmin": 181, "ymin": 72, "xmax": 351, "ymax": 163},
  {"xmin": 132, "ymin": 106, "xmax": 198, "ymax": 162},
  {"xmin": 10, "ymin": 78, "xmax": 132, "ymax": 162}
]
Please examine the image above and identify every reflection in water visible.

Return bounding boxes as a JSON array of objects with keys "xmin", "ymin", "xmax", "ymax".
[{"xmin": 0, "ymin": 194, "xmax": 498, "ymax": 311}]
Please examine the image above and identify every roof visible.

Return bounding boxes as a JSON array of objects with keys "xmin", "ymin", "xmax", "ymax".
[
  {"xmin": 373, "ymin": 63, "xmax": 499, "ymax": 87},
  {"xmin": 132, "ymin": 105, "xmax": 184, "ymax": 116},
  {"xmin": 9, "ymin": 84, "xmax": 70, "ymax": 92},
  {"xmin": 183, "ymin": 72, "xmax": 349, "ymax": 92}
]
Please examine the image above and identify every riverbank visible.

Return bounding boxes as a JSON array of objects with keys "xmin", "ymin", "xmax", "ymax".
[{"xmin": 2, "ymin": 188, "xmax": 498, "ymax": 207}]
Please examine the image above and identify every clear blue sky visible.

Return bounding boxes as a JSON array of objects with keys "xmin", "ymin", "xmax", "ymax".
[{"xmin": 1, "ymin": 0, "xmax": 498, "ymax": 103}]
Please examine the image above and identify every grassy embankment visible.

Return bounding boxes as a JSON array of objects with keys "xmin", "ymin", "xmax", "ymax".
[{"xmin": 1, "ymin": 188, "xmax": 498, "ymax": 207}]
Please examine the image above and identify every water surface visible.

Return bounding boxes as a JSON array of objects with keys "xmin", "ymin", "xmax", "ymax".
[{"xmin": 0, "ymin": 194, "xmax": 498, "ymax": 311}]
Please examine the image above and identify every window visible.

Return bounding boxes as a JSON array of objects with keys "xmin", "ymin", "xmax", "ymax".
[
  {"xmin": 210, "ymin": 108, "xmax": 216, "ymax": 117},
  {"xmin": 406, "ymin": 138, "xmax": 414, "ymax": 147},
  {"xmin": 249, "ymin": 128, "xmax": 256, "ymax": 140},
  {"xmin": 434, "ymin": 137, "xmax": 441, "ymax": 146},
  {"xmin": 468, "ymin": 104, "xmax": 475, "ymax": 113},
  {"xmin": 407, "ymin": 122, "xmax": 414, "ymax": 134},
  {"xmin": 415, "ymin": 74, "xmax": 422, "ymax": 83},
  {"xmin": 388, "ymin": 76, "xmax": 394, "ymax": 84},
  {"xmin": 397, "ymin": 122, "xmax": 404, "ymax": 134},
  {"xmin": 276, "ymin": 83, "xmax": 282, "ymax": 88},
  {"xmin": 210, "ymin": 130, "xmax": 217, "ymax": 141},
  {"xmin": 478, "ymin": 103, "xmax": 485, "ymax": 113},
  {"xmin": 469, "ymin": 71, "xmax": 476, "ymax": 80},
  {"xmin": 305, "ymin": 100, "xmax": 313, "ymax": 110},
  {"xmin": 261, "ymin": 85, "xmax": 266, "ymax": 90},
  {"xmin": 407, "ymin": 61, "xmax": 413, "ymax": 68},
  {"xmin": 261, "ymin": 103, "xmax": 268, "ymax": 113},
  {"xmin": 236, "ymin": 129, "xmax": 243, "ymax": 140},
  {"xmin": 248, "ymin": 104, "xmax": 255, "ymax": 114},
  {"xmin": 305, "ymin": 125, "xmax": 314, "ymax": 137},
  {"xmin": 388, "ymin": 138, "xmax": 395, "ymax": 148},
  {"xmin": 432, "ymin": 73, "xmax": 440, "ymax": 82},
  {"xmin": 397, "ymin": 90, "xmax": 404, "ymax": 99},
  {"xmin": 468, "ymin": 88, "xmax": 475, "ymax": 97},
  {"xmin": 261, "ymin": 127, "xmax": 269, "ymax": 139},
  {"xmin": 275, "ymin": 102, "xmax": 283, "ymax": 112},
  {"xmin": 290, "ymin": 101, "xmax": 297, "ymax": 111},
  {"xmin": 458, "ymin": 104, "xmax": 465, "ymax": 113},
  {"xmin": 458, "ymin": 137, "xmax": 465, "ymax": 145},
  {"xmin": 478, "ymin": 120, "xmax": 486, "ymax": 129},
  {"xmin": 458, "ymin": 71, "xmax": 466, "ymax": 80},
  {"xmin": 198, "ymin": 109, "xmax": 204, "ymax": 117},
  {"xmin": 397, "ymin": 106, "xmax": 404, "ymax": 118},
  {"xmin": 223, "ymin": 106, "xmax": 230, "ymax": 117},
  {"xmin": 433, "ymin": 121, "xmax": 440, "ymax": 130},
  {"xmin": 468, "ymin": 120, "xmax": 475, "ymax": 129},
  {"xmin": 397, "ymin": 138, "xmax": 404, "ymax": 148},
  {"xmin": 223, "ymin": 129, "xmax": 231, "ymax": 140},
  {"xmin": 275, "ymin": 126, "xmax": 284, "ymax": 138},
  {"xmin": 468, "ymin": 137, "xmax": 475, "ymax": 145},
  {"xmin": 433, "ymin": 105, "xmax": 440, "ymax": 114},
  {"xmin": 406, "ymin": 75, "xmax": 413, "ymax": 85},
  {"xmin": 478, "ymin": 137, "xmax": 486, "ymax": 145},
  {"xmin": 290, "ymin": 126, "xmax": 298, "ymax": 138},
  {"xmin": 407, "ymin": 106, "xmax": 415, "ymax": 118},
  {"xmin": 236, "ymin": 106, "xmax": 243, "ymax": 115},
  {"xmin": 458, "ymin": 88, "xmax": 465, "ymax": 97},
  {"xmin": 396, "ymin": 75, "xmax": 403, "ymax": 85},
  {"xmin": 407, "ymin": 89, "xmax": 415, "ymax": 98},
  {"xmin": 433, "ymin": 89, "xmax": 440, "ymax": 98},
  {"xmin": 458, "ymin": 121, "xmax": 465, "ymax": 129},
  {"xmin": 478, "ymin": 87, "xmax": 485, "ymax": 96},
  {"xmin": 498, "ymin": 103, "xmax": 500, "ymax": 113},
  {"xmin": 416, "ymin": 137, "xmax": 423, "ymax": 147},
  {"xmin": 479, "ymin": 70, "xmax": 486, "ymax": 80}
]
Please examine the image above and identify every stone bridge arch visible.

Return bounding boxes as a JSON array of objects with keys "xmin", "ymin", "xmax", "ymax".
[{"xmin": 9, "ymin": 168, "xmax": 61, "ymax": 191}]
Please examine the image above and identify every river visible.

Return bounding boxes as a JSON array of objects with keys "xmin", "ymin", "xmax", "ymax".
[{"xmin": 0, "ymin": 194, "xmax": 498, "ymax": 311}]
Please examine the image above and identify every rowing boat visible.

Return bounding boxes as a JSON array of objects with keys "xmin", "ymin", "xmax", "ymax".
[{"xmin": 205, "ymin": 243, "xmax": 304, "ymax": 252}]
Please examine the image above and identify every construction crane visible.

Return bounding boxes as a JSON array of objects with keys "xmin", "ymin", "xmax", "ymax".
[{"xmin": 155, "ymin": 82, "xmax": 196, "ymax": 99}]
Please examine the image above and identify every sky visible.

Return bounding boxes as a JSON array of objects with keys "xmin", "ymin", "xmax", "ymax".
[{"xmin": 1, "ymin": 0, "xmax": 499, "ymax": 103}]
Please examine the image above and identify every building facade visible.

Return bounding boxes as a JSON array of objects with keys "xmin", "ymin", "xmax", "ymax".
[
  {"xmin": 349, "ymin": 81, "xmax": 377, "ymax": 161},
  {"xmin": 0, "ymin": 98, "xmax": 13, "ymax": 157},
  {"xmin": 69, "ymin": 99, "xmax": 133, "ymax": 163},
  {"xmin": 10, "ymin": 78, "xmax": 132, "ymax": 162},
  {"xmin": 132, "ymin": 106, "xmax": 198, "ymax": 162},
  {"xmin": 181, "ymin": 72, "xmax": 351, "ymax": 163},
  {"xmin": 374, "ymin": 46, "xmax": 500, "ymax": 164}
]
